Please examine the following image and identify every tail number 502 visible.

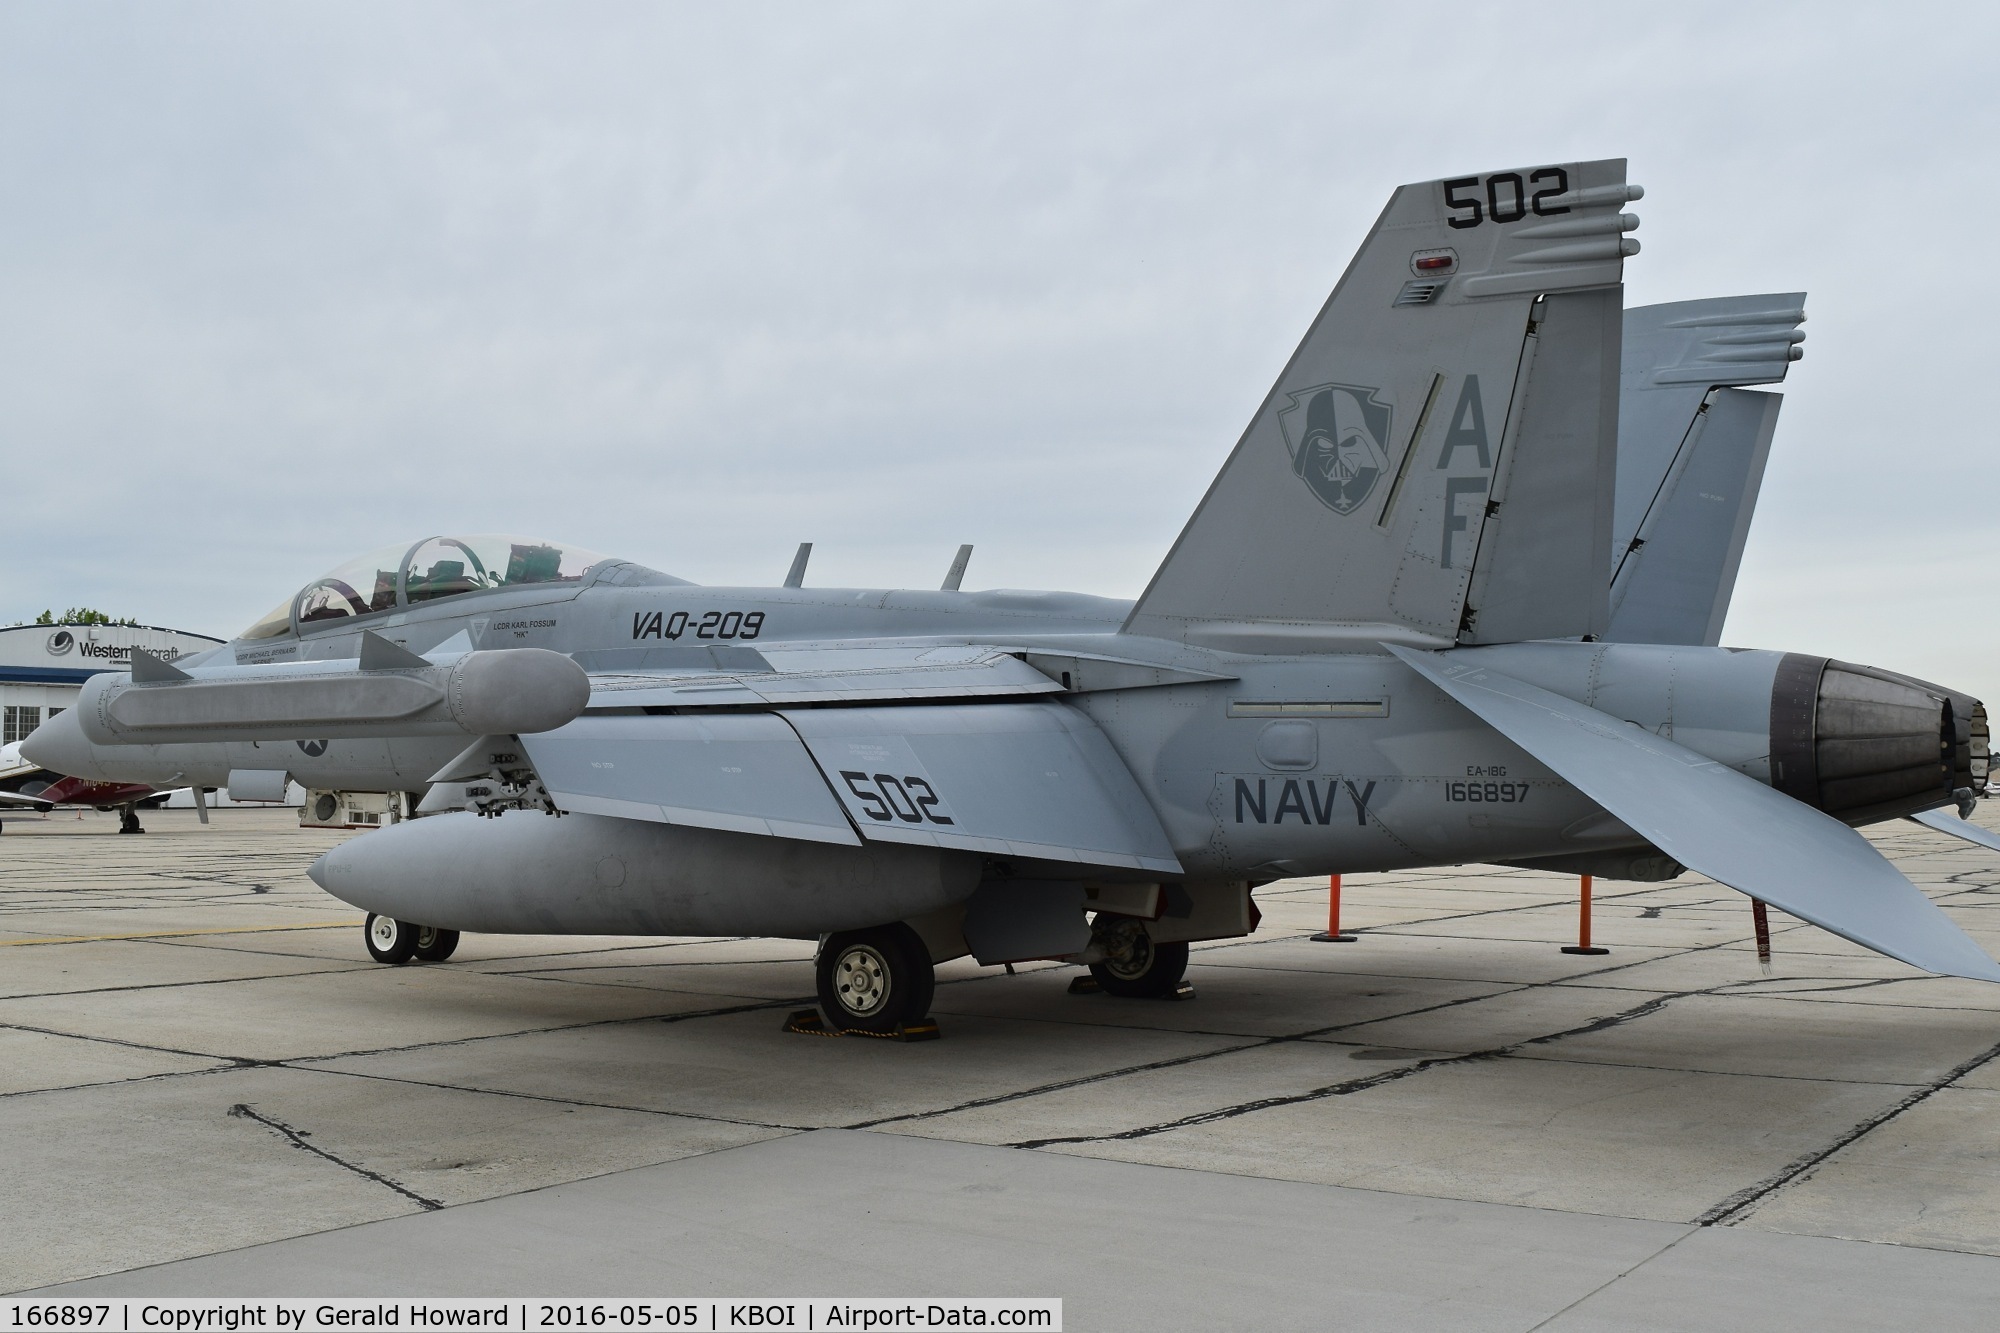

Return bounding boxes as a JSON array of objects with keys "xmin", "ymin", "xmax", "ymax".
[
  {"xmin": 839, "ymin": 771, "xmax": 955, "ymax": 825},
  {"xmin": 1443, "ymin": 168, "xmax": 1570, "ymax": 229}
]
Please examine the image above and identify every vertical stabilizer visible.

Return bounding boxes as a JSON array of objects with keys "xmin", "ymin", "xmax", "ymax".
[
  {"xmin": 1607, "ymin": 295, "xmax": 1807, "ymax": 645},
  {"xmin": 1125, "ymin": 160, "xmax": 1641, "ymax": 652}
]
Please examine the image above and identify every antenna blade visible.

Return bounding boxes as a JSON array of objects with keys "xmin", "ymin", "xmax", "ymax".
[
  {"xmin": 941, "ymin": 544, "xmax": 973, "ymax": 592},
  {"xmin": 784, "ymin": 542, "xmax": 813, "ymax": 589}
]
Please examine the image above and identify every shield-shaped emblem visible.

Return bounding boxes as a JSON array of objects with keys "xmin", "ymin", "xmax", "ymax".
[{"xmin": 1279, "ymin": 383, "xmax": 1392, "ymax": 516}]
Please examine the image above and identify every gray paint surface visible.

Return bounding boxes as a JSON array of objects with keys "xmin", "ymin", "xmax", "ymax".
[
  {"xmin": 522, "ymin": 713, "xmax": 861, "ymax": 845},
  {"xmin": 1607, "ymin": 294, "xmax": 1806, "ymax": 647},
  {"xmin": 1609, "ymin": 386, "xmax": 1785, "ymax": 645},
  {"xmin": 785, "ymin": 701, "xmax": 1182, "ymax": 874},
  {"xmin": 1463, "ymin": 286, "xmax": 1621, "ymax": 643},
  {"xmin": 1911, "ymin": 807, "xmax": 2000, "ymax": 854}
]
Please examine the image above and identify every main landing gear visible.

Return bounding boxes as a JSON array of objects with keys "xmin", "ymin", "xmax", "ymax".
[
  {"xmin": 363, "ymin": 914, "xmax": 461, "ymax": 964},
  {"xmin": 815, "ymin": 922, "xmax": 935, "ymax": 1034},
  {"xmin": 1086, "ymin": 914, "xmax": 1189, "ymax": 998},
  {"xmin": 117, "ymin": 803, "xmax": 145, "ymax": 835}
]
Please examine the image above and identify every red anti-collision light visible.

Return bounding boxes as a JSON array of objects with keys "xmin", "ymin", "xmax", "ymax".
[{"xmin": 1415, "ymin": 255, "xmax": 1454, "ymax": 272}]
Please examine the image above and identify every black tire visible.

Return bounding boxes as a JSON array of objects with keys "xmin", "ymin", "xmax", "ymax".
[
  {"xmin": 815, "ymin": 923, "xmax": 935, "ymax": 1033},
  {"xmin": 364, "ymin": 913, "xmax": 417, "ymax": 965},
  {"xmin": 1087, "ymin": 915, "xmax": 1189, "ymax": 998},
  {"xmin": 412, "ymin": 926, "xmax": 461, "ymax": 962}
]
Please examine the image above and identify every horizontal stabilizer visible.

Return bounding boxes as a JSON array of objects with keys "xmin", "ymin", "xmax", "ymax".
[
  {"xmin": 1910, "ymin": 808, "xmax": 2000, "ymax": 855},
  {"xmin": 1388, "ymin": 645, "xmax": 2000, "ymax": 982}
]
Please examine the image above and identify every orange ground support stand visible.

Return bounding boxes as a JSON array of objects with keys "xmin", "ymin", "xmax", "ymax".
[
  {"xmin": 1560, "ymin": 874, "xmax": 1610, "ymax": 956},
  {"xmin": 1311, "ymin": 874, "xmax": 1358, "ymax": 943}
]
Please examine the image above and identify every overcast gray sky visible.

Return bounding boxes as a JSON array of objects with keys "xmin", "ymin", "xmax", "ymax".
[{"xmin": 3, "ymin": 3, "xmax": 1995, "ymax": 696}]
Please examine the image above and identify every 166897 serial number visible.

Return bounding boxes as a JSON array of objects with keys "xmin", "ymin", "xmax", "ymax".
[{"xmin": 1445, "ymin": 781, "xmax": 1531, "ymax": 804}]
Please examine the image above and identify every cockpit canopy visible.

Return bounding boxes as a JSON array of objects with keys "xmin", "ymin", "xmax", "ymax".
[{"xmin": 240, "ymin": 534, "xmax": 631, "ymax": 639}]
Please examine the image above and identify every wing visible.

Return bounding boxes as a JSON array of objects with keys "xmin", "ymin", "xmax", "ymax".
[
  {"xmin": 1388, "ymin": 644, "xmax": 2000, "ymax": 982},
  {"xmin": 517, "ymin": 701, "xmax": 1182, "ymax": 875}
]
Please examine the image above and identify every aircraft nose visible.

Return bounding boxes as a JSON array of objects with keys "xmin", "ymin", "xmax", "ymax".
[{"xmin": 19, "ymin": 706, "xmax": 106, "ymax": 779}]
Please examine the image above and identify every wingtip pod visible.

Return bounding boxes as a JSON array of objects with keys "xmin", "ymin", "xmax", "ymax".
[{"xmin": 1386, "ymin": 644, "xmax": 2000, "ymax": 985}]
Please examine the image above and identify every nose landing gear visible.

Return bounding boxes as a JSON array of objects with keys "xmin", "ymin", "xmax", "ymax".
[{"xmin": 117, "ymin": 803, "xmax": 145, "ymax": 835}]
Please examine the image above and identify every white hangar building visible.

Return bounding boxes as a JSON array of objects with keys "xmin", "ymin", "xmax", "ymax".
[{"xmin": 0, "ymin": 622, "xmax": 226, "ymax": 745}]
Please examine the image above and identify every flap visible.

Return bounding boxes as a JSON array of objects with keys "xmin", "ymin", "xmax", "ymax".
[
  {"xmin": 520, "ymin": 714, "xmax": 860, "ymax": 846},
  {"xmin": 782, "ymin": 702, "xmax": 1182, "ymax": 875}
]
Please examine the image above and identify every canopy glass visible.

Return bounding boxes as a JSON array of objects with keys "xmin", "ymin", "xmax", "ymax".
[{"xmin": 238, "ymin": 534, "xmax": 623, "ymax": 639}]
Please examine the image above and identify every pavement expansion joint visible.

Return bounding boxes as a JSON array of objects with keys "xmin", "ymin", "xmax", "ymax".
[
  {"xmin": 229, "ymin": 1103, "xmax": 444, "ymax": 1211},
  {"xmin": 288, "ymin": 1060, "xmax": 815, "ymax": 1135},
  {"xmin": 1003, "ymin": 985, "xmax": 1744, "ymax": 1151},
  {"xmin": 1694, "ymin": 1034, "xmax": 2000, "ymax": 1227}
]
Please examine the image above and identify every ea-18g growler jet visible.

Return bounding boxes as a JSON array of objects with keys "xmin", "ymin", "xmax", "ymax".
[{"xmin": 28, "ymin": 158, "xmax": 1999, "ymax": 1036}]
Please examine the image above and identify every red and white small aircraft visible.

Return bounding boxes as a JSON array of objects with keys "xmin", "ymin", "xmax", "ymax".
[{"xmin": 0, "ymin": 739, "xmax": 175, "ymax": 834}]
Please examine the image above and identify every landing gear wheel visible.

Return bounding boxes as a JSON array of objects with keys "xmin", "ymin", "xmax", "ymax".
[
  {"xmin": 412, "ymin": 926, "xmax": 460, "ymax": 962},
  {"xmin": 815, "ymin": 923, "xmax": 935, "ymax": 1033},
  {"xmin": 1088, "ymin": 915, "xmax": 1189, "ymax": 998},
  {"xmin": 117, "ymin": 804, "xmax": 145, "ymax": 835},
  {"xmin": 364, "ymin": 914, "xmax": 417, "ymax": 965}
]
